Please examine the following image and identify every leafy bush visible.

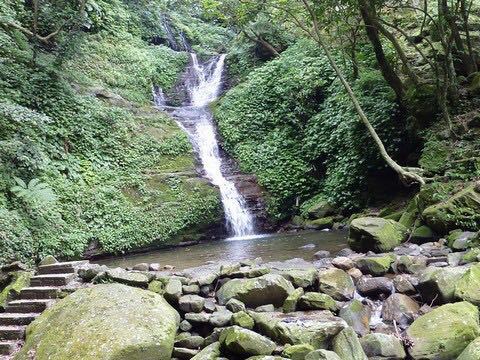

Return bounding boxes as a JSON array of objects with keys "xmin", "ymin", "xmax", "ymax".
[{"xmin": 215, "ymin": 40, "xmax": 403, "ymax": 219}]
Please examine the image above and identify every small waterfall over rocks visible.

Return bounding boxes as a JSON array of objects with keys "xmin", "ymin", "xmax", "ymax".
[{"xmin": 154, "ymin": 54, "xmax": 256, "ymax": 238}]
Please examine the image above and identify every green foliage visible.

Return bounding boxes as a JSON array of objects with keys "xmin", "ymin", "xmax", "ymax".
[{"xmin": 215, "ymin": 40, "xmax": 402, "ymax": 218}]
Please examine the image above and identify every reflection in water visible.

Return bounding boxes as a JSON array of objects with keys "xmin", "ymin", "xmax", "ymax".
[{"xmin": 97, "ymin": 231, "xmax": 348, "ymax": 270}]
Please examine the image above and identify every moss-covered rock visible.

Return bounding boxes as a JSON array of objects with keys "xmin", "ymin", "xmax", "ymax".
[
  {"xmin": 457, "ymin": 337, "xmax": 480, "ymax": 360},
  {"xmin": 317, "ymin": 268, "xmax": 354, "ymax": 301},
  {"xmin": 0, "ymin": 271, "xmax": 32, "ymax": 310},
  {"xmin": 307, "ymin": 217, "xmax": 335, "ymax": 230},
  {"xmin": 305, "ymin": 350, "xmax": 341, "ymax": 360},
  {"xmin": 355, "ymin": 254, "xmax": 395, "ymax": 276},
  {"xmin": 338, "ymin": 300, "xmax": 371, "ymax": 336},
  {"xmin": 332, "ymin": 327, "xmax": 367, "ymax": 360},
  {"xmin": 283, "ymin": 288, "xmax": 304, "ymax": 313},
  {"xmin": 417, "ymin": 266, "xmax": 469, "ymax": 303},
  {"xmin": 280, "ymin": 268, "xmax": 317, "ymax": 288},
  {"xmin": 298, "ymin": 292, "xmax": 338, "ymax": 312},
  {"xmin": 349, "ymin": 217, "xmax": 408, "ymax": 252},
  {"xmin": 282, "ymin": 344, "xmax": 315, "ymax": 360},
  {"xmin": 447, "ymin": 230, "xmax": 479, "ymax": 250},
  {"xmin": 411, "ymin": 225, "xmax": 435, "ymax": 244},
  {"xmin": 217, "ymin": 274, "xmax": 295, "ymax": 307},
  {"xmin": 360, "ymin": 333, "xmax": 406, "ymax": 359},
  {"xmin": 191, "ymin": 342, "xmax": 221, "ymax": 360},
  {"xmin": 455, "ymin": 263, "xmax": 480, "ymax": 305},
  {"xmin": 422, "ymin": 184, "xmax": 480, "ymax": 234},
  {"xmin": 15, "ymin": 283, "xmax": 179, "ymax": 360},
  {"xmin": 463, "ymin": 248, "xmax": 480, "ymax": 263},
  {"xmin": 232, "ymin": 311, "xmax": 255, "ymax": 329},
  {"xmin": 407, "ymin": 302, "xmax": 480, "ymax": 360},
  {"xmin": 220, "ymin": 326, "xmax": 276, "ymax": 357}
]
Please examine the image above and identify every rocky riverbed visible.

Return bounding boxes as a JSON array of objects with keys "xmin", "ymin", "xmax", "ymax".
[{"xmin": 3, "ymin": 218, "xmax": 480, "ymax": 360}]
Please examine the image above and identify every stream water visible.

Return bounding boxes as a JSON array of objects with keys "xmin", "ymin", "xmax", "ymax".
[
  {"xmin": 97, "ymin": 230, "xmax": 348, "ymax": 270},
  {"xmin": 155, "ymin": 53, "xmax": 255, "ymax": 237}
]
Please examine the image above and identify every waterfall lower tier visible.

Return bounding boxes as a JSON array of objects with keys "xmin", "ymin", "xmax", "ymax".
[{"xmin": 155, "ymin": 53, "xmax": 256, "ymax": 237}]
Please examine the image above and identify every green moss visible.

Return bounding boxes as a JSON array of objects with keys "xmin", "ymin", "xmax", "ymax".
[{"xmin": 0, "ymin": 271, "xmax": 32, "ymax": 309}]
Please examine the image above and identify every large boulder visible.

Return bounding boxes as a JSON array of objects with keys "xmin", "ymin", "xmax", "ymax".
[
  {"xmin": 317, "ymin": 268, "xmax": 355, "ymax": 301},
  {"xmin": 349, "ymin": 217, "xmax": 408, "ymax": 252},
  {"xmin": 305, "ymin": 350, "xmax": 341, "ymax": 360},
  {"xmin": 220, "ymin": 326, "xmax": 276, "ymax": 357},
  {"xmin": 191, "ymin": 342, "xmax": 221, "ymax": 360},
  {"xmin": 355, "ymin": 254, "xmax": 395, "ymax": 276},
  {"xmin": 360, "ymin": 333, "xmax": 406, "ymax": 359},
  {"xmin": 298, "ymin": 292, "xmax": 338, "ymax": 312},
  {"xmin": 417, "ymin": 266, "xmax": 469, "ymax": 304},
  {"xmin": 406, "ymin": 301, "xmax": 480, "ymax": 360},
  {"xmin": 455, "ymin": 263, "xmax": 480, "ymax": 305},
  {"xmin": 217, "ymin": 274, "xmax": 294, "ymax": 307},
  {"xmin": 381, "ymin": 294, "xmax": 420, "ymax": 327},
  {"xmin": 457, "ymin": 337, "xmax": 480, "ymax": 360},
  {"xmin": 15, "ymin": 284, "xmax": 179, "ymax": 360},
  {"xmin": 332, "ymin": 327, "xmax": 368, "ymax": 360},
  {"xmin": 0, "ymin": 271, "xmax": 32, "ymax": 310},
  {"xmin": 251, "ymin": 311, "xmax": 346, "ymax": 348},
  {"xmin": 422, "ymin": 184, "xmax": 480, "ymax": 233},
  {"xmin": 338, "ymin": 300, "xmax": 371, "ymax": 336}
]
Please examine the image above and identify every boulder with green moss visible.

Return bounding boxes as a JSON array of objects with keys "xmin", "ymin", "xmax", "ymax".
[
  {"xmin": 457, "ymin": 337, "xmax": 480, "ymax": 360},
  {"xmin": 349, "ymin": 217, "xmax": 408, "ymax": 252},
  {"xmin": 15, "ymin": 283, "xmax": 179, "ymax": 360},
  {"xmin": 411, "ymin": 225, "xmax": 435, "ymax": 243},
  {"xmin": 283, "ymin": 288, "xmax": 304, "ymax": 313},
  {"xmin": 355, "ymin": 254, "xmax": 395, "ymax": 276},
  {"xmin": 332, "ymin": 327, "xmax": 368, "ymax": 360},
  {"xmin": 462, "ymin": 248, "xmax": 480, "ymax": 263},
  {"xmin": 305, "ymin": 350, "xmax": 341, "ymax": 360},
  {"xmin": 447, "ymin": 230, "xmax": 478, "ymax": 250},
  {"xmin": 317, "ymin": 268, "xmax": 354, "ymax": 301},
  {"xmin": 232, "ymin": 311, "xmax": 255, "ymax": 329},
  {"xmin": 217, "ymin": 274, "xmax": 294, "ymax": 307},
  {"xmin": 0, "ymin": 271, "xmax": 32, "ymax": 310},
  {"xmin": 298, "ymin": 292, "xmax": 338, "ymax": 312},
  {"xmin": 455, "ymin": 263, "xmax": 480, "ymax": 305},
  {"xmin": 422, "ymin": 184, "xmax": 480, "ymax": 234},
  {"xmin": 417, "ymin": 266, "xmax": 469, "ymax": 303},
  {"xmin": 191, "ymin": 342, "xmax": 221, "ymax": 360},
  {"xmin": 338, "ymin": 300, "xmax": 371, "ymax": 336},
  {"xmin": 407, "ymin": 302, "xmax": 480, "ymax": 360},
  {"xmin": 219, "ymin": 326, "xmax": 276, "ymax": 357},
  {"xmin": 282, "ymin": 344, "xmax": 315, "ymax": 360},
  {"xmin": 360, "ymin": 333, "xmax": 406, "ymax": 359}
]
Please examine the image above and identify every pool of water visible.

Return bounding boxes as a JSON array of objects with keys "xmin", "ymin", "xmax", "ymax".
[{"xmin": 97, "ymin": 230, "xmax": 348, "ymax": 270}]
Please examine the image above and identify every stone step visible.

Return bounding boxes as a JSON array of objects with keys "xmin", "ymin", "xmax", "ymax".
[
  {"xmin": 37, "ymin": 260, "xmax": 89, "ymax": 275},
  {"xmin": 5, "ymin": 300, "xmax": 50, "ymax": 314},
  {"xmin": 0, "ymin": 341, "xmax": 19, "ymax": 355},
  {"xmin": 30, "ymin": 273, "xmax": 75, "ymax": 287},
  {"xmin": 0, "ymin": 313, "xmax": 38, "ymax": 327},
  {"xmin": 0, "ymin": 326, "xmax": 25, "ymax": 341},
  {"xmin": 19, "ymin": 286, "xmax": 63, "ymax": 300}
]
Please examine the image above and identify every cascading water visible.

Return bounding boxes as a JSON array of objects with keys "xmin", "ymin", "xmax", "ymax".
[{"xmin": 154, "ymin": 54, "xmax": 255, "ymax": 237}]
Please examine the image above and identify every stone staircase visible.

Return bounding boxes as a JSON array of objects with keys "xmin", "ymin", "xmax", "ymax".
[{"xmin": 0, "ymin": 260, "xmax": 89, "ymax": 359}]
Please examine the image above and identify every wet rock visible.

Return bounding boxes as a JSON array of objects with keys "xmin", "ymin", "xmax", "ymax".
[
  {"xmin": 132, "ymin": 263, "xmax": 149, "ymax": 271},
  {"xmin": 220, "ymin": 326, "xmax": 276, "ymax": 356},
  {"xmin": 332, "ymin": 327, "xmax": 368, "ymax": 360},
  {"xmin": 331, "ymin": 257, "xmax": 354, "ymax": 270},
  {"xmin": 407, "ymin": 302, "xmax": 480, "ymax": 359},
  {"xmin": 165, "ymin": 278, "xmax": 183, "ymax": 304},
  {"xmin": 355, "ymin": 254, "xmax": 395, "ymax": 276},
  {"xmin": 282, "ymin": 344, "xmax": 315, "ymax": 360},
  {"xmin": 226, "ymin": 298, "xmax": 246, "ymax": 313},
  {"xmin": 232, "ymin": 311, "xmax": 254, "ymax": 329},
  {"xmin": 349, "ymin": 217, "xmax": 408, "ymax": 253},
  {"xmin": 283, "ymin": 288, "xmax": 304, "ymax": 313},
  {"xmin": 417, "ymin": 266, "xmax": 469, "ymax": 304},
  {"xmin": 337, "ymin": 248, "xmax": 355, "ymax": 257},
  {"xmin": 454, "ymin": 263, "xmax": 480, "ymax": 305},
  {"xmin": 179, "ymin": 295, "xmax": 205, "ymax": 313},
  {"xmin": 392, "ymin": 274, "xmax": 417, "ymax": 294},
  {"xmin": 313, "ymin": 251, "xmax": 331, "ymax": 260},
  {"xmin": 298, "ymin": 292, "xmax": 338, "ymax": 312},
  {"xmin": 305, "ymin": 350, "xmax": 341, "ymax": 360},
  {"xmin": 356, "ymin": 276, "xmax": 393, "ymax": 298},
  {"xmin": 381, "ymin": 293, "xmax": 420, "ymax": 327},
  {"xmin": 339, "ymin": 300, "xmax": 371, "ymax": 336},
  {"xmin": 190, "ymin": 342, "xmax": 221, "ymax": 360},
  {"xmin": 251, "ymin": 311, "xmax": 347, "ymax": 348},
  {"xmin": 255, "ymin": 304, "xmax": 275, "ymax": 312},
  {"xmin": 209, "ymin": 310, "xmax": 233, "ymax": 327},
  {"xmin": 317, "ymin": 268, "xmax": 355, "ymax": 301},
  {"xmin": 392, "ymin": 255, "xmax": 427, "ymax": 274},
  {"xmin": 360, "ymin": 333, "xmax": 406, "ymax": 359},
  {"xmin": 217, "ymin": 274, "xmax": 294, "ymax": 307}
]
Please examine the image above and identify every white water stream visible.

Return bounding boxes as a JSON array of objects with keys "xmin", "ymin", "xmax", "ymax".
[{"xmin": 154, "ymin": 54, "xmax": 255, "ymax": 237}]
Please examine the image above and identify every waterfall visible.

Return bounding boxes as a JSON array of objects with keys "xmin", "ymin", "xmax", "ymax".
[{"xmin": 154, "ymin": 54, "xmax": 255, "ymax": 237}]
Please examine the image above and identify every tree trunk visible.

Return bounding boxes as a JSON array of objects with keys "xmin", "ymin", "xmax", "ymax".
[{"xmin": 358, "ymin": 0, "xmax": 405, "ymax": 101}]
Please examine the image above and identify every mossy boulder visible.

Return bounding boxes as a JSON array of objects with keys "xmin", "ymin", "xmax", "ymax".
[
  {"xmin": 338, "ymin": 300, "xmax": 371, "ymax": 336},
  {"xmin": 349, "ymin": 217, "xmax": 408, "ymax": 252},
  {"xmin": 282, "ymin": 344, "xmax": 315, "ymax": 360},
  {"xmin": 302, "ymin": 198, "xmax": 335, "ymax": 220},
  {"xmin": 360, "ymin": 333, "xmax": 406, "ymax": 359},
  {"xmin": 332, "ymin": 327, "xmax": 367, "ymax": 360},
  {"xmin": 217, "ymin": 274, "xmax": 295, "ymax": 307},
  {"xmin": 298, "ymin": 292, "xmax": 338, "ymax": 312},
  {"xmin": 191, "ymin": 342, "xmax": 221, "ymax": 360},
  {"xmin": 455, "ymin": 263, "xmax": 480, "ymax": 305},
  {"xmin": 232, "ymin": 311, "xmax": 255, "ymax": 329},
  {"xmin": 15, "ymin": 283, "xmax": 179, "ymax": 360},
  {"xmin": 220, "ymin": 326, "xmax": 276, "ymax": 357},
  {"xmin": 283, "ymin": 288, "xmax": 304, "ymax": 313},
  {"xmin": 468, "ymin": 72, "xmax": 480, "ymax": 95},
  {"xmin": 307, "ymin": 217, "xmax": 335, "ymax": 230},
  {"xmin": 305, "ymin": 350, "xmax": 341, "ymax": 360},
  {"xmin": 0, "ymin": 271, "xmax": 32, "ymax": 310},
  {"xmin": 417, "ymin": 266, "xmax": 469, "ymax": 304},
  {"xmin": 411, "ymin": 225, "xmax": 435, "ymax": 244},
  {"xmin": 457, "ymin": 337, "xmax": 480, "ymax": 360},
  {"xmin": 463, "ymin": 248, "xmax": 480, "ymax": 263},
  {"xmin": 447, "ymin": 230, "xmax": 479, "ymax": 250},
  {"xmin": 280, "ymin": 268, "xmax": 317, "ymax": 288},
  {"xmin": 317, "ymin": 268, "xmax": 354, "ymax": 301},
  {"xmin": 355, "ymin": 254, "xmax": 395, "ymax": 276},
  {"xmin": 407, "ymin": 302, "xmax": 480, "ymax": 359},
  {"xmin": 422, "ymin": 184, "xmax": 480, "ymax": 234}
]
